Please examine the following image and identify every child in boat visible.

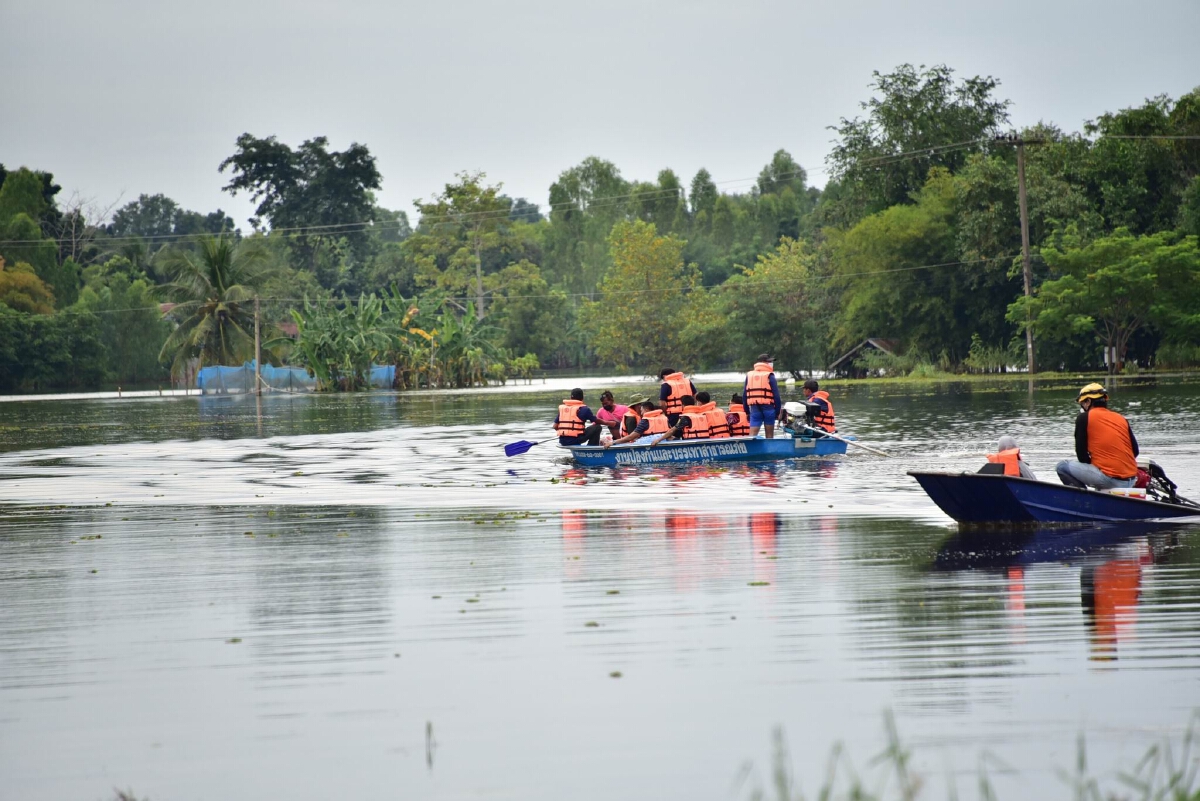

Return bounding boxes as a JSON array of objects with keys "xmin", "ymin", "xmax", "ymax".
[{"xmin": 981, "ymin": 435, "xmax": 1037, "ymax": 479}]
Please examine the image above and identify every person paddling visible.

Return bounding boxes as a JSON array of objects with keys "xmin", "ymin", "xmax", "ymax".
[
  {"xmin": 659, "ymin": 368, "xmax": 696, "ymax": 427},
  {"xmin": 1055, "ymin": 383, "xmax": 1139, "ymax": 490},
  {"xmin": 742, "ymin": 354, "xmax": 781, "ymax": 439},
  {"xmin": 553, "ymin": 388, "xmax": 603, "ymax": 447}
]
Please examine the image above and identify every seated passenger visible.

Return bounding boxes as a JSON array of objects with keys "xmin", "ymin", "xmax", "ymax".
[
  {"xmin": 595, "ymin": 390, "xmax": 629, "ymax": 435},
  {"xmin": 620, "ymin": 394, "xmax": 649, "ymax": 437},
  {"xmin": 659, "ymin": 367, "xmax": 697, "ymax": 427},
  {"xmin": 727, "ymin": 394, "xmax": 750, "ymax": 437},
  {"xmin": 980, "ymin": 435, "xmax": 1037, "ymax": 479},
  {"xmin": 608, "ymin": 400, "xmax": 668, "ymax": 446},
  {"xmin": 801, "ymin": 379, "xmax": 836, "ymax": 433},
  {"xmin": 694, "ymin": 391, "xmax": 730, "ymax": 438},
  {"xmin": 553, "ymin": 388, "xmax": 603, "ymax": 447},
  {"xmin": 679, "ymin": 395, "xmax": 711, "ymax": 440}
]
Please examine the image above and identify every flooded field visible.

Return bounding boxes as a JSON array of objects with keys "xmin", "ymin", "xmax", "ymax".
[{"xmin": 2, "ymin": 376, "xmax": 1199, "ymax": 799}]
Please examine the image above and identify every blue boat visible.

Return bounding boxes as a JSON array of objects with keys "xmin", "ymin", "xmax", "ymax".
[
  {"xmin": 564, "ymin": 434, "xmax": 849, "ymax": 467},
  {"xmin": 909, "ymin": 470, "xmax": 1200, "ymax": 526}
]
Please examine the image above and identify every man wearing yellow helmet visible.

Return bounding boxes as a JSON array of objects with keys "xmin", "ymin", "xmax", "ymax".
[{"xmin": 1055, "ymin": 383, "xmax": 1140, "ymax": 490}]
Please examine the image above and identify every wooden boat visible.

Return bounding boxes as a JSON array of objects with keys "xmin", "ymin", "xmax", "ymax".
[
  {"xmin": 909, "ymin": 470, "xmax": 1200, "ymax": 526},
  {"xmin": 564, "ymin": 434, "xmax": 849, "ymax": 467}
]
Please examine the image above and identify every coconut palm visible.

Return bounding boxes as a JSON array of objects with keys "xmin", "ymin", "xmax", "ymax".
[{"xmin": 156, "ymin": 235, "xmax": 274, "ymax": 376}]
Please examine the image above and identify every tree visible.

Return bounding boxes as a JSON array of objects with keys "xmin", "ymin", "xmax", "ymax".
[
  {"xmin": 756, "ymin": 149, "xmax": 807, "ymax": 197},
  {"xmin": 723, "ymin": 238, "xmax": 824, "ymax": 375},
  {"xmin": 75, "ymin": 256, "xmax": 170, "ymax": 384},
  {"xmin": 406, "ymin": 172, "xmax": 511, "ymax": 319},
  {"xmin": 0, "ymin": 258, "xmax": 55, "ymax": 314},
  {"xmin": 1008, "ymin": 228, "xmax": 1200, "ymax": 372},
  {"xmin": 690, "ymin": 168, "xmax": 718, "ymax": 225},
  {"xmin": 155, "ymin": 234, "xmax": 275, "ymax": 375},
  {"xmin": 581, "ymin": 220, "xmax": 699, "ymax": 369},
  {"xmin": 543, "ymin": 157, "xmax": 630, "ymax": 295},
  {"xmin": 219, "ymin": 134, "xmax": 382, "ymax": 275},
  {"xmin": 826, "ymin": 64, "xmax": 1010, "ymax": 225},
  {"xmin": 486, "ymin": 260, "xmax": 571, "ymax": 363}
]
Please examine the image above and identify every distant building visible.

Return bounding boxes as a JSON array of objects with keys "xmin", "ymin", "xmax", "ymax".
[{"xmin": 828, "ymin": 338, "xmax": 901, "ymax": 378}]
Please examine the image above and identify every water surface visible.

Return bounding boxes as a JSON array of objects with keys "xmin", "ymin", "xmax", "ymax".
[{"xmin": 2, "ymin": 377, "xmax": 1199, "ymax": 799}]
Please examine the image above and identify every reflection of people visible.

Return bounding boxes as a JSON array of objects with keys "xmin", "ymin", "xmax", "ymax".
[
  {"xmin": 1081, "ymin": 559, "xmax": 1142, "ymax": 661},
  {"xmin": 1056, "ymin": 383, "xmax": 1139, "ymax": 490},
  {"xmin": 983, "ymin": 435, "xmax": 1037, "ymax": 479},
  {"xmin": 553, "ymin": 388, "xmax": 603, "ymax": 446},
  {"xmin": 743, "ymin": 354, "xmax": 781, "ymax": 439}
]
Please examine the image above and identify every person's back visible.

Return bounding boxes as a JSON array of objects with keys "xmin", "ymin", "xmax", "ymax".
[
  {"xmin": 679, "ymin": 400, "xmax": 711, "ymax": 439},
  {"xmin": 1056, "ymin": 383, "xmax": 1139, "ymax": 490},
  {"xmin": 659, "ymin": 368, "xmax": 696, "ymax": 425},
  {"xmin": 727, "ymin": 394, "xmax": 750, "ymax": 437},
  {"xmin": 554, "ymin": 388, "xmax": 602, "ymax": 447},
  {"xmin": 695, "ymin": 391, "xmax": 729, "ymax": 438}
]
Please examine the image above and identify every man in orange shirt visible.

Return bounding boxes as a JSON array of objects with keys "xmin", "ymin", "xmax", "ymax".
[{"xmin": 1056, "ymin": 383, "xmax": 1139, "ymax": 490}]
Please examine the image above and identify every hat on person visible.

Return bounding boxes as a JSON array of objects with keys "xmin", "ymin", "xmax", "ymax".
[
  {"xmin": 756, "ymin": 352, "xmax": 775, "ymax": 363},
  {"xmin": 627, "ymin": 393, "xmax": 650, "ymax": 405},
  {"xmin": 1077, "ymin": 382, "xmax": 1108, "ymax": 402}
]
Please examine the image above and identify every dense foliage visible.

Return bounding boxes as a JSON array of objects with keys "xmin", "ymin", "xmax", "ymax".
[{"xmin": 2, "ymin": 64, "xmax": 1199, "ymax": 392}]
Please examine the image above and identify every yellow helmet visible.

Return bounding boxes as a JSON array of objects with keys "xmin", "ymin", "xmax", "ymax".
[{"xmin": 1077, "ymin": 382, "xmax": 1108, "ymax": 402}]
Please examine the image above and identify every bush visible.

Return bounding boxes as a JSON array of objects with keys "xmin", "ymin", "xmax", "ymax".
[{"xmin": 1155, "ymin": 342, "xmax": 1200, "ymax": 369}]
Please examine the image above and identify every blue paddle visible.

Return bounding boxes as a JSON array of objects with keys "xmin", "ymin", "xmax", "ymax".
[{"xmin": 504, "ymin": 437, "xmax": 556, "ymax": 457}]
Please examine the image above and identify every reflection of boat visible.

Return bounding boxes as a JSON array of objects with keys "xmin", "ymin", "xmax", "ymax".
[
  {"xmin": 563, "ymin": 434, "xmax": 848, "ymax": 467},
  {"xmin": 909, "ymin": 471, "xmax": 1200, "ymax": 526},
  {"xmin": 933, "ymin": 522, "xmax": 1186, "ymax": 571}
]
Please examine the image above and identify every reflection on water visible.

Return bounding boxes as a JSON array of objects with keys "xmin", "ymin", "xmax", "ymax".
[{"xmin": 2, "ymin": 378, "xmax": 1200, "ymax": 799}]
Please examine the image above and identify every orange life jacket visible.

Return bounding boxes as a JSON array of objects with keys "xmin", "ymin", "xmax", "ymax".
[
  {"xmin": 728, "ymin": 403, "xmax": 750, "ymax": 436},
  {"xmin": 680, "ymin": 404, "xmax": 711, "ymax": 439},
  {"xmin": 986, "ymin": 448, "xmax": 1022, "ymax": 477},
  {"xmin": 1087, "ymin": 406, "xmax": 1138, "ymax": 479},
  {"xmin": 642, "ymin": 409, "xmax": 670, "ymax": 435},
  {"xmin": 661, "ymin": 372, "xmax": 691, "ymax": 415},
  {"xmin": 554, "ymin": 399, "xmax": 586, "ymax": 436},
  {"xmin": 700, "ymin": 401, "xmax": 730, "ymax": 438},
  {"xmin": 809, "ymin": 390, "xmax": 836, "ymax": 433},
  {"xmin": 745, "ymin": 363, "xmax": 775, "ymax": 406},
  {"xmin": 621, "ymin": 406, "xmax": 642, "ymax": 437}
]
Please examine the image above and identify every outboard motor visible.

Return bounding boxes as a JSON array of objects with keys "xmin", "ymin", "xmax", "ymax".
[{"xmin": 1144, "ymin": 460, "xmax": 1199, "ymax": 507}]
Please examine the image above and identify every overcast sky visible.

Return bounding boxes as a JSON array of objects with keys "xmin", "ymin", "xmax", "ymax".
[{"xmin": 3, "ymin": 0, "xmax": 1198, "ymax": 228}]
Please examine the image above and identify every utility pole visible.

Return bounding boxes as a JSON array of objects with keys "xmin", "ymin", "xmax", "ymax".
[
  {"xmin": 254, "ymin": 296, "xmax": 261, "ymax": 395},
  {"xmin": 995, "ymin": 134, "xmax": 1044, "ymax": 376}
]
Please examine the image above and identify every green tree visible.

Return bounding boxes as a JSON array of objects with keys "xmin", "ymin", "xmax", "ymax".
[
  {"xmin": 486, "ymin": 260, "xmax": 572, "ymax": 364},
  {"xmin": 0, "ymin": 259, "xmax": 56, "ymax": 314},
  {"xmin": 219, "ymin": 134, "xmax": 382, "ymax": 275},
  {"xmin": 155, "ymin": 234, "xmax": 274, "ymax": 375},
  {"xmin": 543, "ymin": 157, "xmax": 630, "ymax": 295},
  {"xmin": 826, "ymin": 64, "xmax": 1010, "ymax": 225},
  {"xmin": 1008, "ymin": 228, "xmax": 1200, "ymax": 372},
  {"xmin": 75, "ymin": 256, "xmax": 170, "ymax": 385},
  {"xmin": 581, "ymin": 220, "xmax": 699, "ymax": 369},
  {"xmin": 406, "ymin": 172, "xmax": 512, "ymax": 319},
  {"xmin": 724, "ymin": 237, "xmax": 825, "ymax": 375}
]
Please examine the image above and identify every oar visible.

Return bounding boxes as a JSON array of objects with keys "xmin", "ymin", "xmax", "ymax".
[
  {"xmin": 503, "ymin": 436, "xmax": 557, "ymax": 457},
  {"xmin": 799, "ymin": 425, "xmax": 891, "ymax": 457}
]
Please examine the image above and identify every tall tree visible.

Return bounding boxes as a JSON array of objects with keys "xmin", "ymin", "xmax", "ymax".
[
  {"xmin": 219, "ymin": 134, "xmax": 382, "ymax": 275},
  {"xmin": 155, "ymin": 234, "xmax": 275, "ymax": 375},
  {"xmin": 826, "ymin": 64, "xmax": 1010, "ymax": 225},
  {"xmin": 543, "ymin": 156, "xmax": 630, "ymax": 295}
]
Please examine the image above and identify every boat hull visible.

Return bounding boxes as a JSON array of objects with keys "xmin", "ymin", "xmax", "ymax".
[
  {"xmin": 909, "ymin": 470, "xmax": 1200, "ymax": 526},
  {"xmin": 566, "ymin": 435, "xmax": 848, "ymax": 467}
]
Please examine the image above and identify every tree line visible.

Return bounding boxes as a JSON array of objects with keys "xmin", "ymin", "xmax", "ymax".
[{"xmin": 2, "ymin": 64, "xmax": 1199, "ymax": 392}]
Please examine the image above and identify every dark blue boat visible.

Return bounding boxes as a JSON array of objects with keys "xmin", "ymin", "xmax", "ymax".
[{"xmin": 909, "ymin": 470, "xmax": 1200, "ymax": 526}]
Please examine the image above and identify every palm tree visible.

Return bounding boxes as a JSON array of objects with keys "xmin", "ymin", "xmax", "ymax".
[{"xmin": 156, "ymin": 235, "xmax": 274, "ymax": 376}]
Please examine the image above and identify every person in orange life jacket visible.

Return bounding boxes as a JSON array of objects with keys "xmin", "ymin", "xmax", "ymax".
[
  {"xmin": 620, "ymin": 393, "xmax": 650, "ymax": 437},
  {"xmin": 801, "ymin": 379, "xmax": 836, "ymax": 434},
  {"xmin": 693, "ymin": 391, "xmax": 730, "ymax": 438},
  {"xmin": 649, "ymin": 396, "xmax": 698, "ymax": 444},
  {"xmin": 1056, "ymin": 383, "xmax": 1139, "ymax": 490},
  {"xmin": 553, "ymin": 387, "xmax": 603, "ymax": 446},
  {"xmin": 727, "ymin": 394, "xmax": 751, "ymax": 437},
  {"xmin": 595, "ymin": 390, "xmax": 630, "ymax": 435},
  {"xmin": 658, "ymin": 367, "xmax": 697, "ymax": 426},
  {"xmin": 607, "ymin": 400, "xmax": 667, "ymax": 446},
  {"xmin": 981, "ymin": 435, "xmax": 1037, "ymax": 479},
  {"xmin": 742, "ymin": 354, "xmax": 781, "ymax": 438}
]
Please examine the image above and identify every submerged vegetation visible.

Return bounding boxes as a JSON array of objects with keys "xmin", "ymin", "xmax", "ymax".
[{"xmin": 2, "ymin": 65, "xmax": 1199, "ymax": 391}]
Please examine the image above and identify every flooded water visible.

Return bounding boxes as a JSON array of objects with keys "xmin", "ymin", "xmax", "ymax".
[{"xmin": 2, "ymin": 376, "xmax": 1199, "ymax": 799}]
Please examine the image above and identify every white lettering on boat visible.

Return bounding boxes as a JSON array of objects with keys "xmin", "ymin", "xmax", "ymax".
[{"xmin": 611, "ymin": 441, "xmax": 750, "ymax": 465}]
